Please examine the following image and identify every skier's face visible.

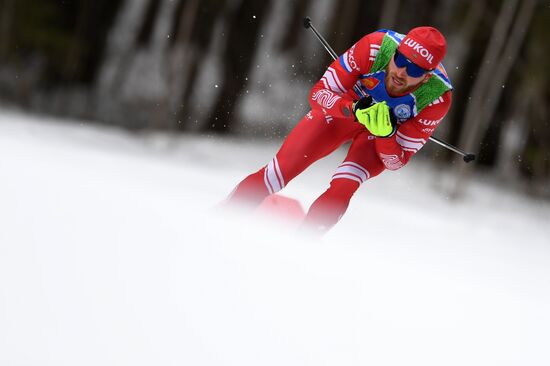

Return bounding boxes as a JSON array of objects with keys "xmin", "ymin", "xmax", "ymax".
[{"xmin": 385, "ymin": 52, "xmax": 431, "ymax": 96}]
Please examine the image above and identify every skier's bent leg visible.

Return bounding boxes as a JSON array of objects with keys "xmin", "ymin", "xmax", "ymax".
[
  {"xmin": 225, "ymin": 167, "xmax": 269, "ymax": 208},
  {"xmin": 300, "ymin": 132, "xmax": 387, "ymax": 234},
  {"xmin": 302, "ymin": 178, "xmax": 360, "ymax": 234},
  {"xmin": 301, "ymin": 156, "xmax": 378, "ymax": 234},
  {"xmin": 226, "ymin": 154, "xmax": 287, "ymax": 208}
]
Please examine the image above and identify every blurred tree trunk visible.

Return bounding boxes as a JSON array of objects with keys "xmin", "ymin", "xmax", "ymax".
[
  {"xmin": 64, "ymin": 2, "xmax": 91, "ymax": 82},
  {"xmin": 426, "ymin": 0, "xmax": 486, "ymax": 161},
  {"xmin": 184, "ymin": 0, "xmax": 238, "ymax": 132},
  {"xmin": 449, "ymin": 0, "xmax": 519, "ymax": 198},
  {"xmin": 378, "ymin": 0, "xmax": 400, "ymax": 30},
  {"xmin": 178, "ymin": 0, "xmax": 228, "ymax": 130},
  {"xmin": 496, "ymin": 100, "xmax": 529, "ymax": 182},
  {"xmin": 528, "ymin": 102, "xmax": 550, "ymax": 197},
  {"xmin": 331, "ymin": 0, "xmax": 361, "ymax": 53},
  {"xmin": 0, "ymin": 0, "xmax": 14, "ymax": 60},
  {"xmin": 235, "ymin": 0, "xmax": 344, "ymax": 136},
  {"xmin": 167, "ymin": 0, "xmax": 200, "ymax": 129},
  {"xmin": 235, "ymin": 0, "xmax": 304, "ymax": 136},
  {"xmin": 173, "ymin": 0, "xmax": 200, "ymax": 45},
  {"xmin": 131, "ymin": 0, "xmax": 181, "ymax": 129},
  {"xmin": 96, "ymin": 0, "xmax": 149, "ymax": 95},
  {"xmin": 472, "ymin": 0, "xmax": 538, "ymax": 181},
  {"xmin": 452, "ymin": 0, "xmax": 537, "ymax": 197},
  {"xmin": 516, "ymin": 3, "xmax": 550, "ymax": 196},
  {"xmin": 95, "ymin": 0, "xmax": 150, "ymax": 125},
  {"xmin": 203, "ymin": 0, "xmax": 271, "ymax": 133},
  {"xmin": 475, "ymin": 0, "xmax": 537, "ymax": 144},
  {"xmin": 443, "ymin": 0, "xmax": 485, "ymax": 82}
]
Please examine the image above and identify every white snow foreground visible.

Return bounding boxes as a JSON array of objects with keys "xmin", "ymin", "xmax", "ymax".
[{"xmin": 0, "ymin": 109, "xmax": 549, "ymax": 366}]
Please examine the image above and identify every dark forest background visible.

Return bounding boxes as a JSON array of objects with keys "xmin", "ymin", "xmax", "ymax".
[{"xmin": 0, "ymin": 0, "xmax": 548, "ymax": 198}]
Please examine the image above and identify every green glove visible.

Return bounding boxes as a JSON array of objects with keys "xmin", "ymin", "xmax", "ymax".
[{"xmin": 353, "ymin": 100, "xmax": 396, "ymax": 137}]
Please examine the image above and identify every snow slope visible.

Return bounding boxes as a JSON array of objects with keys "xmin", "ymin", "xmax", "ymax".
[{"xmin": 0, "ymin": 109, "xmax": 549, "ymax": 366}]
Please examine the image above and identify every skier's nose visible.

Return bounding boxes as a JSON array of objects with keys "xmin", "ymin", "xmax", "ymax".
[{"xmin": 395, "ymin": 66, "xmax": 407, "ymax": 78}]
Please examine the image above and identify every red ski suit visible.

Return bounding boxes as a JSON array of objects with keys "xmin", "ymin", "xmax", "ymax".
[{"xmin": 228, "ymin": 31, "xmax": 452, "ymax": 232}]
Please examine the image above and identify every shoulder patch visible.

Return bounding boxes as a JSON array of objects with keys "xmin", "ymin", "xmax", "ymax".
[{"xmin": 339, "ymin": 44, "xmax": 360, "ymax": 73}]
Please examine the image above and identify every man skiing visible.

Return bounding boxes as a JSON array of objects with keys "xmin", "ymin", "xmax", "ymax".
[{"xmin": 226, "ymin": 26, "xmax": 452, "ymax": 234}]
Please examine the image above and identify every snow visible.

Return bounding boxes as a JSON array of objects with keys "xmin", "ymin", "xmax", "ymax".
[{"xmin": 0, "ymin": 109, "xmax": 549, "ymax": 366}]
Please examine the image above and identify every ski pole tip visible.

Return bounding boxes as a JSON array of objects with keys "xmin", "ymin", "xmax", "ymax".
[
  {"xmin": 463, "ymin": 154, "xmax": 476, "ymax": 163},
  {"xmin": 303, "ymin": 17, "xmax": 312, "ymax": 29}
]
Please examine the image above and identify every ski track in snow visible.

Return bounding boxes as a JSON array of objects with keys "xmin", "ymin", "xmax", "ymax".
[{"xmin": 0, "ymin": 109, "xmax": 549, "ymax": 366}]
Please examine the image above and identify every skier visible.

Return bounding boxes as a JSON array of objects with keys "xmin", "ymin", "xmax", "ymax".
[{"xmin": 226, "ymin": 26, "xmax": 452, "ymax": 234}]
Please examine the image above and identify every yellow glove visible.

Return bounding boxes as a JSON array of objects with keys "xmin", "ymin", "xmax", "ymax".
[{"xmin": 353, "ymin": 100, "xmax": 396, "ymax": 137}]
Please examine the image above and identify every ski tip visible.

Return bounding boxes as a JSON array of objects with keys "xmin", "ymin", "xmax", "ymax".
[{"xmin": 256, "ymin": 194, "xmax": 306, "ymax": 222}]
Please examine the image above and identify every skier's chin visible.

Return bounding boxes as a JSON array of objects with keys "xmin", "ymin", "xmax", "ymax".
[
  {"xmin": 386, "ymin": 82, "xmax": 407, "ymax": 97},
  {"xmin": 385, "ymin": 74, "xmax": 408, "ymax": 96}
]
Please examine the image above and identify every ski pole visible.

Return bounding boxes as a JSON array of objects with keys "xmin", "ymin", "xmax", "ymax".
[{"xmin": 303, "ymin": 16, "xmax": 476, "ymax": 163}]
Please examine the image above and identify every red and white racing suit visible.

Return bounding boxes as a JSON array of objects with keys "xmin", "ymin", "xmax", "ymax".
[{"xmin": 227, "ymin": 31, "xmax": 452, "ymax": 232}]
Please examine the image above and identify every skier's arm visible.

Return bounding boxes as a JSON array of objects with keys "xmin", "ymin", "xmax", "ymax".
[
  {"xmin": 375, "ymin": 91, "xmax": 452, "ymax": 170},
  {"xmin": 307, "ymin": 34, "xmax": 378, "ymax": 119}
]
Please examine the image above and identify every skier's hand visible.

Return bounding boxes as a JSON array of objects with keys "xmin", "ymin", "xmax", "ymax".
[
  {"xmin": 353, "ymin": 100, "xmax": 396, "ymax": 137},
  {"xmin": 352, "ymin": 96, "xmax": 374, "ymax": 112}
]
